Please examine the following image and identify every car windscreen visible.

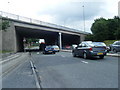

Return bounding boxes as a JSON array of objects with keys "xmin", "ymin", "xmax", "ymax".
[
  {"xmin": 117, "ymin": 42, "xmax": 120, "ymax": 45},
  {"xmin": 87, "ymin": 42, "xmax": 106, "ymax": 47},
  {"xmin": 52, "ymin": 46, "xmax": 59, "ymax": 48},
  {"xmin": 114, "ymin": 41, "xmax": 120, "ymax": 45},
  {"xmin": 46, "ymin": 46, "xmax": 52, "ymax": 48}
]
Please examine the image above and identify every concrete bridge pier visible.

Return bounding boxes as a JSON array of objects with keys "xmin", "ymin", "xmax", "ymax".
[
  {"xmin": 59, "ymin": 32, "xmax": 62, "ymax": 50},
  {"xmin": 1, "ymin": 22, "xmax": 17, "ymax": 52},
  {"xmin": 80, "ymin": 34, "xmax": 85, "ymax": 42}
]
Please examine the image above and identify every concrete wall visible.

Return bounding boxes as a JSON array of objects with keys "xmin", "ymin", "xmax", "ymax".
[
  {"xmin": 0, "ymin": 17, "xmax": 2, "ymax": 52},
  {"xmin": 2, "ymin": 22, "xmax": 17, "ymax": 52},
  {"xmin": 80, "ymin": 34, "xmax": 85, "ymax": 42},
  {"xmin": 0, "ymin": 31, "xmax": 2, "ymax": 51}
]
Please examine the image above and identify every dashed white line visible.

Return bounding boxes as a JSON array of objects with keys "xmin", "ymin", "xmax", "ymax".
[
  {"xmin": 81, "ymin": 60, "xmax": 88, "ymax": 64},
  {"xmin": 61, "ymin": 55, "xmax": 66, "ymax": 57}
]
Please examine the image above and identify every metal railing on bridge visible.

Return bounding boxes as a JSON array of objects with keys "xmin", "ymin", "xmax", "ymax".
[{"xmin": 0, "ymin": 11, "xmax": 89, "ymax": 34}]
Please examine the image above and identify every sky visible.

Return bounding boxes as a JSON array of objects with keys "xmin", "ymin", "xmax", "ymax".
[{"xmin": 0, "ymin": 0, "xmax": 119, "ymax": 33}]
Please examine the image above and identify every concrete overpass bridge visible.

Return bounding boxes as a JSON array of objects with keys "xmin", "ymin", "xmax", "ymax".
[{"xmin": 0, "ymin": 11, "xmax": 89, "ymax": 52}]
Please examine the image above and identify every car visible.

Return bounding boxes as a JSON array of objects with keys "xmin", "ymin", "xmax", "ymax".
[
  {"xmin": 52, "ymin": 45, "xmax": 60, "ymax": 52},
  {"xmin": 43, "ymin": 46, "xmax": 56, "ymax": 54},
  {"xmin": 65, "ymin": 45, "xmax": 71, "ymax": 50},
  {"xmin": 72, "ymin": 44, "xmax": 77, "ymax": 49},
  {"xmin": 106, "ymin": 46, "xmax": 110, "ymax": 52},
  {"xmin": 72, "ymin": 41, "xmax": 107, "ymax": 59},
  {"xmin": 109, "ymin": 41, "xmax": 120, "ymax": 53}
]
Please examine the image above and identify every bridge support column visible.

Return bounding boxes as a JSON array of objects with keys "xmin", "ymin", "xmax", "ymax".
[
  {"xmin": 59, "ymin": 32, "xmax": 62, "ymax": 50},
  {"xmin": 1, "ymin": 22, "xmax": 17, "ymax": 52},
  {"xmin": 80, "ymin": 34, "xmax": 85, "ymax": 42}
]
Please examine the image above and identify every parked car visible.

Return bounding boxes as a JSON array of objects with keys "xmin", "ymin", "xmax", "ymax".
[
  {"xmin": 72, "ymin": 44, "xmax": 77, "ymax": 49},
  {"xmin": 109, "ymin": 41, "xmax": 120, "ymax": 53},
  {"xmin": 106, "ymin": 46, "xmax": 110, "ymax": 52},
  {"xmin": 52, "ymin": 45, "xmax": 60, "ymax": 52},
  {"xmin": 72, "ymin": 41, "xmax": 107, "ymax": 59},
  {"xmin": 43, "ymin": 46, "xmax": 55, "ymax": 54},
  {"xmin": 65, "ymin": 45, "xmax": 71, "ymax": 50}
]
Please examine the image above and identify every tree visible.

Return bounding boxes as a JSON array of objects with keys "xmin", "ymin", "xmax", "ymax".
[
  {"xmin": 0, "ymin": 17, "xmax": 10, "ymax": 31},
  {"xmin": 26, "ymin": 38, "xmax": 39, "ymax": 46},
  {"xmin": 87, "ymin": 16, "xmax": 120, "ymax": 42},
  {"xmin": 91, "ymin": 17, "xmax": 108, "ymax": 41},
  {"xmin": 85, "ymin": 34, "xmax": 93, "ymax": 41}
]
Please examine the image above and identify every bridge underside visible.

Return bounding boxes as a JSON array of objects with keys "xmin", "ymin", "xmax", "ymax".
[
  {"xmin": 15, "ymin": 26, "xmax": 80, "ymax": 52},
  {"xmin": 1, "ymin": 21, "xmax": 86, "ymax": 52}
]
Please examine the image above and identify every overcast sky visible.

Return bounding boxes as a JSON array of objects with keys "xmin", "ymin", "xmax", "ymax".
[{"xmin": 0, "ymin": 0, "xmax": 119, "ymax": 33}]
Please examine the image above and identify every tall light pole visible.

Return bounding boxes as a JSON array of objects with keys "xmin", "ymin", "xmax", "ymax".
[
  {"xmin": 8, "ymin": 1, "xmax": 10, "ymax": 13},
  {"xmin": 82, "ymin": 5, "xmax": 85, "ymax": 32}
]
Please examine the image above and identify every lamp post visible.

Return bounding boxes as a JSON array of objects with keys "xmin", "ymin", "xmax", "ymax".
[
  {"xmin": 8, "ymin": 1, "xmax": 10, "ymax": 13},
  {"xmin": 82, "ymin": 5, "xmax": 85, "ymax": 32}
]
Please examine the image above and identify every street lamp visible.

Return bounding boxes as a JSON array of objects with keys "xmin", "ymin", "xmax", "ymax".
[
  {"xmin": 7, "ymin": 1, "xmax": 10, "ymax": 13},
  {"xmin": 82, "ymin": 5, "xmax": 85, "ymax": 32}
]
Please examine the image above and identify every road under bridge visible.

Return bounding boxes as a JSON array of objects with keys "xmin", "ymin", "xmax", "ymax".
[{"xmin": 0, "ymin": 11, "xmax": 89, "ymax": 52}]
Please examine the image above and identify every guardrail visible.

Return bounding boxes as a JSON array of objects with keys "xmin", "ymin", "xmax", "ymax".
[{"xmin": 0, "ymin": 11, "xmax": 89, "ymax": 34}]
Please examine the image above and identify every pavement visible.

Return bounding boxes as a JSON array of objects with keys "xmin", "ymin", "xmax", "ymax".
[
  {"xmin": 107, "ymin": 53, "xmax": 120, "ymax": 57},
  {"xmin": 0, "ymin": 53, "xmax": 23, "ymax": 64},
  {"xmin": 1, "ymin": 52, "xmax": 29, "ymax": 77}
]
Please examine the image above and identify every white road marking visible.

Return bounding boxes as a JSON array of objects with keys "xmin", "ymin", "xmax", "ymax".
[
  {"xmin": 30, "ymin": 61, "xmax": 41, "ymax": 89},
  {"xmin": 81, "ymin": 60, "xmax": 88, "ymax": 64},
  {"xmin": 37, "ymin": 52, "xmax": 40, "ymax": 54},
  {"xmin": 0, "ymin": 55, "xmax": 20, "ymax": 64},
  {"xmin": 0, "ymin": 53, "xmax": 19, "ymax": 61},
  {"xmin": 61, "ymin": 55, "xmax": 66, "ymax": 57}
]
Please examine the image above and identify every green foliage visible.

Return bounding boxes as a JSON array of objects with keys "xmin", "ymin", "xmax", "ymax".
[
  {"xmin": 88, "ymin": 16, "xmax": 120, "ymax": 41},
  {"xmin": 85, "ymin": 34, "xmax": 93, "ymax": 41},
  {"xmin": 26, "ymin": 38, "xmax": 39, "ymax": 43},
  {"xmin": 103, "ymin": 40, "xmax": 118, "ymax": 46},
  {"xmin": 0, "ymin": 50, "xmax": 13, "ymax": 53},
  {"xmin": 0, "ymin": 17, "xmax": 10, "ymax": 31},
  {"xmin": 2, "ymin": 20, "xmax": 10, "ymax": 30}
]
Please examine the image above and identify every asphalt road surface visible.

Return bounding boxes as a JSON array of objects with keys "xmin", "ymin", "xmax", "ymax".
[{"xmin": 2, "ymin": 52, "xmax": 118, "ymax": 88}]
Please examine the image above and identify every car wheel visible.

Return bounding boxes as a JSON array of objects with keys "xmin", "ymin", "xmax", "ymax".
[
  {"xmin": 72, "ymin": 52, "xmax": 76, "ymax": 57},
  {"xmin": 43, "ymin": 51, "xmax": 45, "ymax": 54},
  {"xmin": 99, "ymin": 55, "xmax": 104, "ymax": 59},
  {"xmin": 53, "ymin": 52, "xmax": 56, "ymax": 54},
  {"xmin": 113, "ymin": 49, "xmax": 117, "ymax": 53},
  {"xmin": 83, "ymin": 53, "xmax": 87, "ymax": 59}
]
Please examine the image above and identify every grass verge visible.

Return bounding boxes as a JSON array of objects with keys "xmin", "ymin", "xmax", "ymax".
[
  {"xmin": 0, "ymin": 50, "xmax": 13, "ymax": 53},
  {"xmin": 104, "ymin": 40, "xmax": 120, "ymax": 46}
]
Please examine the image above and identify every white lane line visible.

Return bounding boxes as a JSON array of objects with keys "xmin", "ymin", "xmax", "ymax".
[
  {"xmin": 30, "ymin": 61, "xmax": 41, "ymax": 89},
  {"xmin": 61, "ymin": 55, "xmax": 66, "ymax": 58},
  {"xmin": 81, "ymin": 60, "xmax": 88, "ymax": 64},
  {"xmin": 0, "ymin": 53, "xmax": 19, "ymax": 61},
  {"xmin": 37, "ymin": 52, "xmax": 40, "ymax": 54},
  {"xmin": 0, "ymin": 55, "xmax": 20, "ymax": 64}
]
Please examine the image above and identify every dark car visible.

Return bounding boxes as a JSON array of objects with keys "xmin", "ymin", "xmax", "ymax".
[
  {"xmin": 43, "ymin": 46, "xmax": 55, "ymax": 54},
  {"xmin": 72, "ymin": 41, "xmax": 107, "ymax": 59},
  {"xmin": 109, "ymin": 41, "xmax": 120, "ymax": 53}
]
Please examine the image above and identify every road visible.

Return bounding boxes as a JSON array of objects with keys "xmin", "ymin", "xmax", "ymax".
[{"xmin": 2, "ymin": 52, "xmax": 118, "ymax": 88}]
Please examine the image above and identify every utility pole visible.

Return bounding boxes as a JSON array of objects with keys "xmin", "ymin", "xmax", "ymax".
[
  {"xmin": 82, "ymin": 5, "xmax": 85, "ymax": 32},
  {"xmin": 8, "ymin": 1, "xmax": 10, "ymax": 13}
]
